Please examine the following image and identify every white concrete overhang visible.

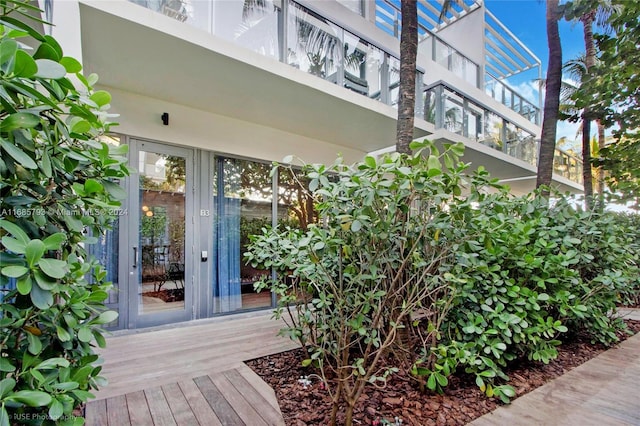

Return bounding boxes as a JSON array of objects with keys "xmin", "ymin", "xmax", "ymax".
[{"xmin": 77, "ymin": 0, "xmax": 432, "ymax": 155}]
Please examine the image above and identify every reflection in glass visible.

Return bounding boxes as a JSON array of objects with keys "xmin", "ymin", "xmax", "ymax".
[
  {"xmin": 288, "ymin": 2, "xmax": 341, "ymax": 80},
  {"xmin": 138, "ymin": 151, "xmax": 186, "ymax": 314},
  {"xmin": 465, "ymin": 102, "xmax": 484, "ymax": 141},
  {"xmin": 214, "ymin": 158, "xmax": 273, "ymax": 313},
  {"xmin": 212, "ymin": 0, "xmax": 280, "ymax": 58},
  {"xmin": 482, "ymin": 110, "xmax": 503, "ymax": 151},
  {"xmin": 389, "ymin": 56, "xmax": 400, "ymax": 107},
  {"xmin": 443, "ymin": 90, "xmax": 463, "ymax": 135}
]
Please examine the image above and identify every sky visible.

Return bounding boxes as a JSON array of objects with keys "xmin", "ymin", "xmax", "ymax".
[{"xmin": 484, "ymin": 0, "xmax": 587, "ymax": 147}]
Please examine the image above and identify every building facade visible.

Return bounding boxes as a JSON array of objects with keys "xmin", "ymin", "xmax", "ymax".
[{"xmin": 42, "ymin": 0, "xmax": 583, "ymax": 329}]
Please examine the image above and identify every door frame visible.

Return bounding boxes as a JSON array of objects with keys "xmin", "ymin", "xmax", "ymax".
[{"xmin": 123, "ymin": 139, "xmax": 196, "ymax": 328}]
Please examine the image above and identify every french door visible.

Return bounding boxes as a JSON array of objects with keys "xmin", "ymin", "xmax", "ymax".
[{"xmin": 125, "ymin": 140, "xmax": 195, "ymax": 328}]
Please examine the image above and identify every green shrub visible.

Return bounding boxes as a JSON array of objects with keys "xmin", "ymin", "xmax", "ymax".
[
  {"xmin": 246, "ymin": 140, "xmax": 488, "ymax": 426},
  {"xmin": 0, "ymin": 2, "xmax": 129, "ymax": 424},
  {"xmin": 248, "ymin": 139, "xmax": 640, "ymax": 415}
]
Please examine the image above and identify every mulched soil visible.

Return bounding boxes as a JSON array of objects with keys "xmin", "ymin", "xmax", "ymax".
[
  {"xmin": 247, "ymin": 319, "xmax": 640, "ymax": 426},
  {"xmin": 142, "ymin": 289, "xmax": 184, "ymax": 302}
]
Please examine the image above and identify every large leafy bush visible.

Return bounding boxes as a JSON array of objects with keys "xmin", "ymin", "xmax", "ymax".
[
  {"xmin": 0, "ymin": 2, "xmax": 128, "ymax": 424},
  {"xmin": 248, "ymin": 140, "xmax": 640, "ymax": 422}
]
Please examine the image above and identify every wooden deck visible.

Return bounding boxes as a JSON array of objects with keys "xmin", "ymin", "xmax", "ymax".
[{"xmin": 85, "ymin": 310, "xmax": 298, "ymax": 425}]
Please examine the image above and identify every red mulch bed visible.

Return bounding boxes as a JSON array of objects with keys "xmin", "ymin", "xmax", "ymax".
[{"xmin": 247, "ymin": 319, "xmax": 640, "ymax": 426}]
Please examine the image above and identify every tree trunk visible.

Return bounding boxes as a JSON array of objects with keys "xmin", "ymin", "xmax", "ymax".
[
  {"xmin": 581, "ymin": 117, "xmax": 593, "ymax": 208},
  {"xmin": 596, "ymin": 119, "xmax": 606, "ymax": 195},
  {"xmin": 581, "ymin": 11, "xmax": 596, "ymax": 209},
  {"xmin": 536, "ymin": 0, "xmax": 562, "ymax": 192},
  {"xmin": 396, "ymin": 0, "xmax": 418, "ymax": 155}
]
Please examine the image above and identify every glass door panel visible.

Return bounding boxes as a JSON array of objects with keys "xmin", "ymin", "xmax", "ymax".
[
  {"xmin": 139, "ymin": 151, "xmax": 186, "ymax": 314},
  {"xmin": 129, "ymin": 141, "xmax": 193, "ymax": 327},
  {"xmin": 213, "ymin": 158, "xmax": 273, "ymax": 313}
]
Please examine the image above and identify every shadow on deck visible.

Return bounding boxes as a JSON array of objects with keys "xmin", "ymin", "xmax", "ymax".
[{"xmin": 85, "ymin": 310, "xmax": 298, "ymax": 426}]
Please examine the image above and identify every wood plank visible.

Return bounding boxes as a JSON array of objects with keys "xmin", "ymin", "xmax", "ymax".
[
  {"xmin": 144, "ymin": 387, "xmax": 177, "ymax": 426},
  {"xmin": 125, "ymin": 391, "xmax": 154, "ymax": 426},
  {"xmin": 105, "ymin": 395, "xmax": 130, "ymax": 426},
  {"xmin": 85, "ymin": 399, "xmax": 108, "ymax": 426},
  {"xmin": 210, "ymin": 373, "xmax": 268, "ymax": 426},
  {"xmin": 193, "ymin": 375, "xmax": 244, "ymax": 426},
  {"xmin": 223, "ymin": 369, "xmax": 284, "ymax": 426},
  {"xmin": 235, "ymin": 364, "xmax": 282, "ymax": 414},
  {"xmin": 161, "ymin": 383, "xmax": 200, "ymax": 426},
  {"xmin": 178, "ymin": 379, "xmax": 223, "ymax": 426}
]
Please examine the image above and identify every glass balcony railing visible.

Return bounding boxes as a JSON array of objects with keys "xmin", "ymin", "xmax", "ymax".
[
  {"xmin": 553, "ymin": 149, "xmax": 583, "ymax": 184},
  {"xmin": 424, "ymin": 83, "xmax": 538, "ymax": 166},
  {"xmin": 485, "ymin": 74, "xmax": 540, "ymax": 125},
  {"xmin": 423, "ymin": 84, "xmax": 583, "ymax": 184},
  {"xmin": 128, "ymin": 0, "xmax": 411, "ymax": 109}
]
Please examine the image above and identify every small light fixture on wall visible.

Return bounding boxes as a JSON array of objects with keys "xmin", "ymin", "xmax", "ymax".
[{"xmin": 161, "ymin": 112, "xmax": 169, "ymax": 126}]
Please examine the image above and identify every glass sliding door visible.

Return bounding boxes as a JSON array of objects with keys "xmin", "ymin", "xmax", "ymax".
[
  {"xmin": 213, "ymin": 157, "xmax": 273, "ymax": 313},
  {"xmin": 128, "ymin": 140, "xmax": 194, "ymax": 328}
]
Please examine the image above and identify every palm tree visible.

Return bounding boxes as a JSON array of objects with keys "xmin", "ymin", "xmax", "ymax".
[
  {"xmin": 564, "ymin": 0, "xmax": 616, "ymax": 208},
  {"xmin": 536, "ymin": 0, "xmax": 563, "ymax": 192},
  {"xmin": 395, "ymin": 0, "xmax": 463, "ymax": 154},
  {"xmin": 396, "ymin": 0, "xmax": 418, "ymax": 154}
]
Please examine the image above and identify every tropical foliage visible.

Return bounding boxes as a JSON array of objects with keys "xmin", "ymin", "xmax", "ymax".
[
  {"xmin": 571, "ymin": 0, "xmax": 640, "ymax": 207},
  {"xmin": 0, "ymin": 1, "xmax": 128, "ymax": 424},
  {"xmin": 247, "ymin": 143, "xmax": 640, "ymax": 426}
]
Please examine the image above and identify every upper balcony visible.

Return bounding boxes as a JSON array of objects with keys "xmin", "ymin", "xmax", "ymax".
[
  {"xmin": 375, "ymin": 0, "xmax": 541, "ymax": 125},
  {"xmin": 65, "ymin": 0, "xmax": 581, "ymax": 193}
]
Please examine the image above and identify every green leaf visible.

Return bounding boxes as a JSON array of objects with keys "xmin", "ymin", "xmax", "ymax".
[
  {"xmin": 301, "ymin": 359, "xmax": 312, "ymax": 367},
  {"xmin": 0, "ymin": 406, "xmax": 9, "ymax": 426},
  {"xmin": 0, "ymin": 219, "xmax": 30, "ymax": 244},
  {"xmin": 427, "ymin": 155, "xmax": 441, "ymax": 171},
  {"xmin": 0, "ymin": 17, "xmax": 46, "ymax": 41},
  {"xmin": 25, "ymin": 239, "xmax": 46, "ymax": 267},
  {"xmin": 1, "ymin": 265, "xmax": 28, "ymax": 278},
  {"xmin": 93, "ymin": 311, "xmax": 118, "ymax": 325},
  {"xmin": 0, "ymin": 111, "xmax": 40, "ymax": 131},
  {"xmin": 27, "ymin": 332, "xmax": 42, "ymax": 355},
  {"xmin": 34, "ymin": 59, "xmax": 66, "ymax": 79},
  {"xmin": 56, "ymin": 326, "xmax": 71, "ymax": 342},
  {"xmin": 59, "ymin": 56, "xmax": 82, "ymax": 73},
  {"xmin": 90, "ymin": 90, "xmax": 111, "ymax": 107},
  {"xmin": 0, "ymin": 138, "xmax": 38, "ymax": 169},
  {"xmin": 350, "ymin": 220, "xmax": 362, "ymax": 232},
  {"xmin": 364, "ymin": 155, "xmax": 376, "ymax": 168},
  {"xmin": 13, "ymin": 49, "xmax": 37, "ymax": 77},
  {"xmin": 38, "ymin": 258, "xmax": 67, "ymax": 278},
  {"xmin": 84, "ymin": 178, "xmax": 102, "ymax": 194},
  {"xmin": 0, "ymin": 39, "xmax": 18, "ymax": 66},
  {"xmin": 500, "ymin": 385, "xmax": 516, "ymax": 398},
  {"xmin": 16, "ymin": 275, "xmax": 32, "ymax": 295},
  {"xmin": 40, "ymin": 149, "xmax": 52, "ymax": 177},
  {"xmin": 0, "ymin": 358, "xmax": 15, "ymax": 372},
  {"xmin": 0, "ymin": 378, "xmax": 16, "ymax": 399},
  {"xmin": 2, "ymin": 236, "xmax": 26, "ymax": 254},
  {"xmin": 31, "ymin": 284, "xmax": 53, "ymax": 309},
  {"xmin": 71, "ymin": 119, "xmax": 91, "ymax": 134},
  {"xmin": 49, "ymin": 399, "xmax": 64, "ymax": 420},
  {"xmin": 537, "ymin": 293, "xmax": 550, "ymax": 301},
  {"xmin": 33, "ymin": 42, "xmax": 60, "ymax": 61},
  {"xmin": 43, "ymin": 233, "xmax": 66, "ymax": 251},
  {"xmin": 78, "ymin": 327, "xmax": 93, "ymax": 343},
  {"xmin": 35, "ymin": 358, "xmax": 70, "ymax": 370},
  {"xmin": 7, "ymin": 390, "xmax": 52, "ymax": 407},
  {"xmin": 427, "ymin": 373, "xmax": 437, "ymax": 390}
]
